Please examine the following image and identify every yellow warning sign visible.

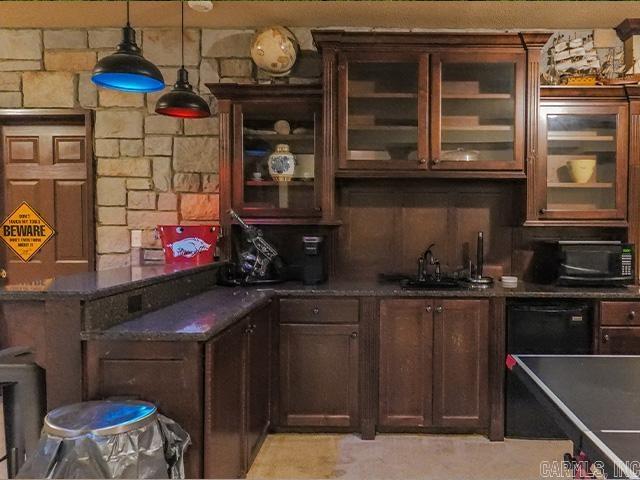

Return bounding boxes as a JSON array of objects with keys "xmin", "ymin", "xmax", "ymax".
[{"xmin": 0, "ymin": 202, "xmax": 55, "ymax": 262}]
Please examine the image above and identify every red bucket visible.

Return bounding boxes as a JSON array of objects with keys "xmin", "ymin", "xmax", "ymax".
[{"xmin": 157, "ymin": 225, "xmax": 219, "ymax": 265}]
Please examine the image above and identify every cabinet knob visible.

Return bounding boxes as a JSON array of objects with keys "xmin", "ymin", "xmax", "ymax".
[
  {"xmin": 312, "ymin": 307, "xmax": 320, "ymax": 315},
  {"xmin": 0, "ymin": 269, "xmax": 6, "ymax": 279},
  {"xmin": 629, "ymin": 311, "xmax": 636, "ymax": 320},
  {"xmin": 435, "ymin": 306, "xmax": 443, "ymax": 313},
  {"xmin": 350, "ymin": 332, "xmax": 358, "ymax": 339},
  {"xmin": 539, "ymin": 208, "xmax": 546, "ymax": 215},
  {"xmin": 418, "ymin": 158, "xmax": 427, "ymax": 164},
  {"xmin": 244, "ymin": 326, "xmax": 252, "ymax": 335},
  {"xmin": 603, "ymin": 334, "xmax": 610, "ymax": 343},
  {"xmin": 425, "ymin": 305, "xmax": 432, "ymax": 313},
  {"xmin": 431, "ymin": 158, "xmax": 440, "ymax": 165}
]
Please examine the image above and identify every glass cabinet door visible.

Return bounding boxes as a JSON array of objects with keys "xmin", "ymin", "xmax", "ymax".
[
  {"xmin": 431, "ymin": 53, "xmax": 525, "ymax": 171},
  {"xmin": 538, "ymin": 104, "xmax": 627, "ymax": 220},
  {"xmin": 339, "ymin": 52, "xmax": 427, "ymax": 170},
  {"xmin": 233, "ymin": 101, "xmax": 321, "ymax": 217}
]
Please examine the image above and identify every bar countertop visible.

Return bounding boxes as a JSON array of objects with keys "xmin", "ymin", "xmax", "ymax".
[
  {"xmin": 0, "ymin": 262, "xmax": 224, "ymax": 301},
  {"xmin": 81, "ymin": 279, "xmax": 640, "ymax": 342}
]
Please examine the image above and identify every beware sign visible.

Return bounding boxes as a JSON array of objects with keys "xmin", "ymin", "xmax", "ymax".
[{"xmin": 0, "ymin": 202, "xmax": 55, "ymax": 262}]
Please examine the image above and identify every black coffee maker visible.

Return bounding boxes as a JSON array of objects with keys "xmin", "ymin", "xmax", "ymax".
[{"xmin": 302, "ymin": 236, "xmax": 327, "ymax": 285}]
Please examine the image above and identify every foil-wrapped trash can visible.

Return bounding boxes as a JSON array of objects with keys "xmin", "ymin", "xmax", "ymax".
[{"xmin": 17, "ymin": 400, "xmax": 190, "ymax": 479}]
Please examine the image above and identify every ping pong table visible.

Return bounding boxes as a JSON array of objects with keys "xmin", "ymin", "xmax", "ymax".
[{"xmin": 507, "ymin": 355, "xmax": 640, "ymax": 480}]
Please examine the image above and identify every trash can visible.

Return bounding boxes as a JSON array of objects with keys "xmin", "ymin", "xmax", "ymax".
[
  {"xmin": 17, "ymin": 400, "xmax": 190, "ymax": 479},
  {"xmin": 0, "ymin": 347, "xmax": 45, "ymax": 478}
]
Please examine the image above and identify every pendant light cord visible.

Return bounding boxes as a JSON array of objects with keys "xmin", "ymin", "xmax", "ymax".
[
  {"xmin": 126, "ymin": 0, "xmax": 130, "ymax": 27},
  {"xmin": 181, "ymin": 0, "xmax": 185, "ymax": 69}
]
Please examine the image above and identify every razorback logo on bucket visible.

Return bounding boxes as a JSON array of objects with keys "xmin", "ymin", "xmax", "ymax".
[{"xmin": 157, "ymin": 225, "xmax": 219, "ymax": 265}]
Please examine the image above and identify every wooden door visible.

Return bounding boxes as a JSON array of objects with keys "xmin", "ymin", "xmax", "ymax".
[
  {"xmin": 430, "ymin": 51, "xmax": 526, "ymax": 171},
  {"xmin": 1, "ymin": 119, "xmax": 93, "ymax": 283},
  {"xmin": 536, "ymin": 103, "xmax": 628, "ymax": 221},
  {"xmin": 379, "ymin": 298, "xmax": 433, "ymax": 427},
  {"xmin": 338, "ymin": 51, "xmax": 429, "ymax": 170},
  {"xmin": 599, "ymin": 327, "xmax": 640, "ymax": 354},
  {"xmin": 433, "ymin": 299, "xmax": 489, "ymax": 428},
  {"xmin": 204, "ymin": 321, "xmax": 246, "ymax": 478},
  {"xmin": 279, "ymin": 323, "xmax": 359, "ymax": 427},
  {"xmin": 245, "ymin": 305, "xmax": 271, "ymax": 466}
]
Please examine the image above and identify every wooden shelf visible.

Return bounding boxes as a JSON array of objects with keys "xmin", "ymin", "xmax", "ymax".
[
  {"xmin": 245, "ymin": 180, "xmax": 314, "ymax": 187},
  {"xmin": 348, "ymin": 125, "xmax": 418, "ymax": 131},
  {"xmin": 442, "ymin": 93, "xmax": 512, "ymax": 100},
  {"xmin": 244, "ymin": 133, "xmax": 314, "ymax": 141},
  {"xmin": 349, "ymin": 93, "xmax": 418, "ymax": 99},
  {"xmin": 548, "ymin": 133, "xmax": 615, "ymax": 142},
  {"xmin": 442, "ymin": 125, "xmax": 512, "ymax": 132},
  {"xmin": 547, "ymin": 182, "xmax": 614, "ymax": 189}
]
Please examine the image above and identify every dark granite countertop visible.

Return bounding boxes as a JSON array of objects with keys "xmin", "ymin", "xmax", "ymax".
[
  {"xmin": 0, "ymin": 262, "xmax": 224, "ymax": 301},
  {"xmin": 81, "ymin": 286, "xmax": 271, "ymax": 341},
  {"xmin": 82, "ymin": 279, "xmax": 640, "ymax": 342},
  {"xmin": 272, "ymin": 280, "xmax": 640, "ymax": 299}
]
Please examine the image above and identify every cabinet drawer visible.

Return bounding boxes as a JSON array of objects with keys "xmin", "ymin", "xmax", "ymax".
[
  {"xmin": 279, "ymin": 298, "xmax": 359, "ymax": 324},
  {"xmin": 600, "ymin": 301, "xmax": 640, "ymax": 326}
]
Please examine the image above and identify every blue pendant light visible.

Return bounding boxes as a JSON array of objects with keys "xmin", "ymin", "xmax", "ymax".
[
  {"xmin": 91, "ymin": 0, "xmax": 165, "ymax": 93},
  {"xmin": 156, "ymin": 1, "xmax": 211, "ymax": 118}
]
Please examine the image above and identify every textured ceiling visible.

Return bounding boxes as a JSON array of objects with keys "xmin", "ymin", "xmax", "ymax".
[{"xmin": 0, "ymin": 1, "xmax": 638, "ymax": 30}]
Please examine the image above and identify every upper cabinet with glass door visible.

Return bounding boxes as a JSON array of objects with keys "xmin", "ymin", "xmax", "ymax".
[
  {"xmin": 430, "ymin": 52, "xmax": 525, "ymax": 171},
  {"xmin": 533, "ymin": 100, "xmax": 628, "ymax": 223},
  {"xmin": 338, "ymin": 52, "xmax": 428, "ymax": 170}
]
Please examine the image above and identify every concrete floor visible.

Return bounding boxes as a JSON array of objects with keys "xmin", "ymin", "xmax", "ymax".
[{"xmin": 247, "ymin": 434, "xmax": 572, "ymax": 480}]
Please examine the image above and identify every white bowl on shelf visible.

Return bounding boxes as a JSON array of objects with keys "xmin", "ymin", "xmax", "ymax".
[{"xmin": 501, "ymin": 276, "xmax": 518, "ymax": 288}]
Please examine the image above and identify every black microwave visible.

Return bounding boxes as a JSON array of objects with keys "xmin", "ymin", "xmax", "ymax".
[{"xmin": 533, "ymin": 241, "xmax": 635, "ymax": 286}]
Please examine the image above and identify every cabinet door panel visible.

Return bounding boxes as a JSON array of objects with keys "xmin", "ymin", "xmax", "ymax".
[
  {"xmin": 536, "ymin": 103, "xmax": 628, "ymax": 221},
  {"xmin": 246, "ymin": 306, "xmax": 271, "ymax": 465},
  {"xmin": 599, "ymin": 327, "xmax": 640, "ymax": 354},
  {"xmin": 279, "ymin": 324, "xmax": 359, "ymax": 427},
  {"xmin": 433, "ymin": 299, "xmax": 489, "ymax": 428},
  {"xmin": 338, "ymin": 51, "xmax": 428, "ymax": 170},
  {"xmin": 379, "ymin": 299, "xmax": 433, "ymax": 427},
  {"xmin": 204, "ymin": 322, "xmax": 246, "ymax": 479},
  {"xmin": 431, "ymin": 52, "xmax": 525, "ymax": 171}
]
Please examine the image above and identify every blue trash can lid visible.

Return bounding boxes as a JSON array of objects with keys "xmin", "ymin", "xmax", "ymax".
[{"xmin": 44, "ymin": 400, "xmax": 157, "ymax": 438}]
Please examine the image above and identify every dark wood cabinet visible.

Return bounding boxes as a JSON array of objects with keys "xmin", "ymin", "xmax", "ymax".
[
  {"xmin": 85, "ymin": 341, "xmax": 204, "ymax": 478},
  {"xmin": 433, "ymin": 299, "xmax": 489, "ymax": 428},
  {"xmin": 85, "ymin": 303, "xmax": 272, "ymax": 480},
  {"xmin": 246, "ymin": 306, "xmax": 271, "ymax": 464},
  {"xmin": 378, "ymin": 297, "xmax": 490, "ymax": 431},
  {"xmin": 207, "ymin": 84, "xmax": 325, "ymax": 221},
  {"xmin": 430, "ymin": 52, "xmax": 526, "ymax": 172},
  {"xmin": 529, "ymin": 89, "xmax": 629, "ymax": 225},
  {"xmin": 599, "ymin": 301, "xmax": 640, "ymax": 354},
  {"xmin": 314, "ymin": 30, "xmax": 550, "ymax": 178},
  {"xmin": 205, "ymin": 304, "xmax": 272, "ymax": 478},
  {"xmin": 279, "ymin": 323, "xmax": 360, "ymax": 428},
  {"xmin": 379, "ymin": 298, "xmax": 433, "ymax": 427},
  {"xmin": 204, "ymin": 321, "xmax": 245, "ymax": 479}
]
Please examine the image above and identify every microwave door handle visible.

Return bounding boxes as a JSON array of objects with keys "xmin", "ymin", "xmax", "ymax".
[{"xmin": 561, "ymin": 263, "xmax": 606, "ymax": 275}]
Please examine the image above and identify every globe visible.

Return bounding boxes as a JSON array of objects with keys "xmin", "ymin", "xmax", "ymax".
[{"xmin": 250, "ymin": 26, "xmax": 299, "ymax": 77}]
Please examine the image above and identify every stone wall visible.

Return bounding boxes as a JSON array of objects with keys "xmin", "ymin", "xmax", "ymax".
[{"xmin": 0, "ymin": 27, "xmax": 320, "ymax": 269}]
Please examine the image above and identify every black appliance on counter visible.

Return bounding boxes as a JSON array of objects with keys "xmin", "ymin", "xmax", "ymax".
[
  {"xmin": 302, "ymin": 235, "xmax": 327, "ymax": 285},
  {"xmin": 532, "ymin": 240, "xmax": 634, "ymax": 286},
  {"xmin": 506, "ymin": 301, "xmax": 592, "ymax": 439}
]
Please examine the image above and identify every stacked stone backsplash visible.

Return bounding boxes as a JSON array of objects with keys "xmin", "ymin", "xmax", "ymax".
[{"xmin": 0, "ymin": 27, "xmax": 321, "ymax": 270}]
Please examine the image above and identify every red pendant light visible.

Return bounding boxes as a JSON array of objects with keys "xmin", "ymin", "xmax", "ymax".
[{"xmin": 155, "ymin": 2, "xmax": 211, "ymax": 118}]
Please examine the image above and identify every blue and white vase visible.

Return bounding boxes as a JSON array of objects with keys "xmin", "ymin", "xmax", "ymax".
[{"xmin": 268, "ymin": 144, "xmax": 296, "ymax": 182}]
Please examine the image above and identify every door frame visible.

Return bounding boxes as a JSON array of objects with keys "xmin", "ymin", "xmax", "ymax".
[{"xmin": 0, "ymin": 108, "xmax": 95, "ymax": 273}]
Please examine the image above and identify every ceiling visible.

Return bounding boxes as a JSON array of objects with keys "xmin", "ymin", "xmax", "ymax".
[{"xmin": 0, "ymin": 1, "xmax": 639, "ymax": 30}]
